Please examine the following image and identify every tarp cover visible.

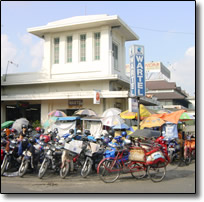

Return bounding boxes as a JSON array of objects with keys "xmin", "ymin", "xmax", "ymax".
[
  {"xmin": 51, "ymin": 121, "xmax": 76, "ymax": 137},
  {"xmin": 130, "ymin": 129, "xmax": 161, "ymax": 138}
]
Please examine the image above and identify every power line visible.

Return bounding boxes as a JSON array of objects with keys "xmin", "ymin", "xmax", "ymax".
[{"xmin": 129, "ymin": 25, "xmax": 195, "ymax": 35}]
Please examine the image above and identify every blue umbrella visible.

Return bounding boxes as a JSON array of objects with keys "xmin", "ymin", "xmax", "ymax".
[{"xmin": 112, "ymin": 123, "xmax": 130, "ymax": 130}]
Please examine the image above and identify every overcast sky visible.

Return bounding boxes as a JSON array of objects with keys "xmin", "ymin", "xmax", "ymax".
[{"xmin": 1, "ymin": 1, "xmax": 195, "ymax": 96}]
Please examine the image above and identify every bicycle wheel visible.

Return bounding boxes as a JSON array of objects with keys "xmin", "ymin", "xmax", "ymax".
[
  {"xmin": 148, "ymin": 165, "xmax": 166, "ymax": 182},
  {"xmin": 98, "ymin": 159, "xmax": 120, "ymax": 183},
  {"xmin": 130, "ymin": 162, "xmax": 147, "ymax": 179}
]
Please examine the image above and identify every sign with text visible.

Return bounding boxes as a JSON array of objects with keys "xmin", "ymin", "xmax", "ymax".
[{"xmin": 129, "ymin": 45, "xmax": 146, "ymax": 97}]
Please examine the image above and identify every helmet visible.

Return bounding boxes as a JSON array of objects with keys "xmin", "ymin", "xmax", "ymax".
[
  {"xmin": 35, "ymin": 127, "xmax": 41, "ymax": 133},
  {"xmin": 28, "ymin": 128, "xmax": 32, "ymax": 133},
  {"xmin": 29, "ymin": 137, "xmax": 36, "ymax": 144},
  {"xmin": 54, "ymin": 128, "xmax": 58, "ymax": 134},
  {"xmin": 22, "ymin": 124, "xmax": 27, "ymax": 129},
  {"xmin": 40, "ymin": 128, "xmax": 45, "ymax": 134},
  {"xmin": 121, "ymin": 131, "xmax": 127, "ymax": 137},
  {"xmin": 69, "ymin": 129, "xmax": 74, "ymax": 134},
  {"xmin": 11, "ymin": 128, "xmax": 16, "ymax": 133},
  {"xmin": 47, "ymin": 129, "xmax": 52, "ymax": 133},
  {"xmin": 8, "ymin": 133, "xmax": 14, "ymax": 139},
  {"xmin": 76, "ymin": 130, "xmax": 82, "ymax": 134},
  {"xmin": 40, "ymin": 135, "xmax": 50, "ymax": 143},
  {"xmin": 108, "ymin": 129, "xmax": 114, "ymax": 137},
  {"xmin": 103, "ymin": 137, "xmax": 110, "ymax": 144},
  {"xmin": 84, "ymin": 130, "xmax": 90, "ymax": 136}
]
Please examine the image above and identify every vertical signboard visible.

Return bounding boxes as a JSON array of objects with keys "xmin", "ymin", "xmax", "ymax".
[
  {"xmin": 128, "ymin": 98, "xmax": 138, "ymax": 113},
  {"xmin": 93, "ymin": 90, "xmax": 100, "ymax": 104},
  {"xmin": 129, "ymin": 45, "xmax": 146, "ymax": 97}
]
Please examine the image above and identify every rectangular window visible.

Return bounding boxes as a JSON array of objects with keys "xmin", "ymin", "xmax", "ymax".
[
  {"xmin": 80, "ymin": 34, "xmax": 86, "ymax": 62},
  {"xmin": 94, "ymin": 32, "xmax": 100, "ymax": 60},
  {"xmin": 54, "ymin": 37, "xmax": 60, "ymax": 64},
  {"xmin": 112, "ymin": 42, "xmax": 118, "ymax": 68},
  {"xmin": 67, "ymin": 36, "xmax": 72, "ymax": 63}
]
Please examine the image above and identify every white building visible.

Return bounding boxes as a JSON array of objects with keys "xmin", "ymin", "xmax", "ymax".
[{"xmin": 1, "ymin": 14, "xmax": 158, "ymax": 125}]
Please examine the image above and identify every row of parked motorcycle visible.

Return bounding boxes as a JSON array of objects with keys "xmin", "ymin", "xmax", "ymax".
[{"xmin": 1, "ymin": 126, "xmax": 195, "ymax": 180}]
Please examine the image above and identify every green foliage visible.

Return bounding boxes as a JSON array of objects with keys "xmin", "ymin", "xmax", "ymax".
[{"xmin": 32, "ymin": 120, "xmax": 42, "ymax": 129}]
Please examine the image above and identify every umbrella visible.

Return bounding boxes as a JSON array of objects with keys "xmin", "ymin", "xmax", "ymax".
[
  {"xmin": 130, "ymin": 129, "xmax": 161, "ymax": 138},
  {"xmin": 101, "ymin": 108, "xmax": 121, "ymax": 117},
  {"xmin": 1, "ymin": 121, "xmax": 14, "ymax": 129},
  {"xmin": 120, "ymin": 104, "xmax": 152, "ymax": 120},
  {"xmin": 12, "ymin": 118, "xmax": 29, "ymax": 133},
  {"xmin": 112, "ymin": 123, "xmax": 130, "ymax": 130},
  {"xmin": 75, "ymin": 109, "xmax": 97, "ymax": 116},
  {"xmin": 140, "ymin": 117, "xmax": 166, "ymax": 129},
  {"xmin": 151, "ymin": 109, "xmax": 186, "ymax": 124},
  {"xmin": 179, "ymin": 112, "xmax": 195, "ymax": 121},
  {"xmin": 43, "ymin": 116, "xmax": 58, "ymax": 129},
  {"xmin": 48, "ymin": 110, "xmax": 67, "ymax": 117},
  {"xmin": 102, "ymin": 115, "xmax": 124, "ymax": 127},
  {"xmin": 126, "ymin": 126, "xmax": 137, "ymax": 135}
]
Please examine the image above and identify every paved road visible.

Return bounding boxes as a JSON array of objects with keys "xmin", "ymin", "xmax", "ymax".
[{"xmin": 1, "ymin": 161, "xmax": 195, "ymax": 193}]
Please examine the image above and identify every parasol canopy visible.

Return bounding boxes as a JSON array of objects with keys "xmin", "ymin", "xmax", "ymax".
[
  {"xmin": 179, "ymin": 112, "xmax": 195, "ymax": 121},
  {"xmin": 120, "ymin": 104, "xmax": 152, "ymax": 120},
  {"xmin": 48, "ymin": 110, "xmax": 67, "ymax": 117},
  {"xmin": 75, "ymin": 109, "xmax": 97, "ymax": 116},
  {"xmin": 112, "ymin": 123, "xmax": 130, "ymax": 130},
  {"xmin": 1, "ymin": 121, "xmax": 14, "ymax": 129},
  {"xmin": 151, "ymin": 109, "xmax": 186, "ymax": 124},
  {"xmin": 140, "ymin": 117, "xmax": 166, "ymax": 129},
  {"xmin": 102, "ymin": 115, "xmax": 124, "ymax": 127},
  {"xmin": 12, "ymin": 118, "xmax": 29, "ymax": 133},
  {"xmin": 101, "ymin": 108, "xmax": 121, "ymax": 117}
]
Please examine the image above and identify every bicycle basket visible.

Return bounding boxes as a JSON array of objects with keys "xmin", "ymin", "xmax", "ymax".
[{"xmin": 128, "ymin": 148, "xmax": 145, "ymax": 162}]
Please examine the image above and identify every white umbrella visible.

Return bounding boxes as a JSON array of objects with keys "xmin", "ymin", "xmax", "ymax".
[
  {"xmin": 75, "ymin": 109, "xmax": 97, "ymax": 116},
  {"xmin": 102, "ymin": 115, "xmax": 124, "ymax": 127},
  {"xmin": 102, "ymin": 108, "xmax": 121, "ymax": 117},
  {"xmin": 12, "ymin": 118, "xmax": 29, "ymax": 133}
]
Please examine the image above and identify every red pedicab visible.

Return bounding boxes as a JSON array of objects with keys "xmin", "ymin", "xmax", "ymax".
[{"xmin": 97, "ymin": 129, "xmax": 169, "ymax": 183}]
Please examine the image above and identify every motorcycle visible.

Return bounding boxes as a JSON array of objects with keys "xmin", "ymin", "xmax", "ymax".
[
  {"xmin": 18, "ymin": 138, "xmax": 39, "ymax": 177},
  {"xmin": 167, "ymin": 138, "xmax": 181, "ymax": 164},
  {"xmin": 1, "ymin": 136, "xmax": 20, "ymax": 175},
  {"xmin": 38, "ymin": 141, "xmax": 63, "ymax": 179}
]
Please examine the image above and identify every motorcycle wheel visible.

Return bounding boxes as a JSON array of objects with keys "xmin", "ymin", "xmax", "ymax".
[
  {"xmin": 38, "ymin": 159, "xmax": 49, "ymax": 179},
  {"xmin": 81, "ymin": 157, "xmax": 93, "ymax": 178},
  {"xmin": 18, "ymin": 160, "xmax": 29, "ymax": 177},
  {"xmin": 1, "ymin": 155, "xmax": 8, "ymax": 176},
  {"xmin": 60, "ymin": 161, "xmax": 70, "ymax": 179},
  {"xmin": 184, "ymin": 148, "xmax": 192, "ymax": 165}
]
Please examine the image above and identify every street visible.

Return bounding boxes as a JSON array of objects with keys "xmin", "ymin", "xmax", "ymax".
[{"xmin": 1, "ymin": 161, "xmax": 195, "ymax": 194}]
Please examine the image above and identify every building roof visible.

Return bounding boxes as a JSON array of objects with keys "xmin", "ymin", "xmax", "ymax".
[
  {"xmin": 27, "ymin": 14, "xmax": 139, "ymax": 41},
  {"xmin": 146, "ymin": 80, "xmax": 176, "ymax": 90},
  {"xmin": 146, "ymin": 92, "xmax": 185, "ymax": 100}
]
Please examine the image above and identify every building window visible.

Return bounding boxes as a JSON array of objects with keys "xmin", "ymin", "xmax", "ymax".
[
  {"xmin": 67, "ymin": 36, "xmax": 72, "ymax": 63},
  {"xmin": 94, "ymin": 32, "xmax": 100, "ymax": 60},
  {"xmin": 54, "ymin": 37, "xmax": 60, "ymax": 64},
  {"xmin": 112, "ymin": 42, "xmax": 118, "ymax": 68},
  {"xmin": 80, "ymin": 34, "xmax": 86, "ymax": 62}
]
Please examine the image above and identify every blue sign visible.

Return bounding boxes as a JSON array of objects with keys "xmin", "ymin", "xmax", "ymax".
[{"xmin": 129, "ymin": 45, "xmax": 146, "ymax": 97}]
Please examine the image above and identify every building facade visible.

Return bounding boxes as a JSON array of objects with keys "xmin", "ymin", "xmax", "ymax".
[{"xmin": 1, "ymin": 14, "xmax": 159, "ymax": 125}]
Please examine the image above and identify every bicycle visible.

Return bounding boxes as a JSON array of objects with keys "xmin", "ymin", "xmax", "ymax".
[{"xmin": 97, "ymin": 141, "xmax": 169, "ymax": 183}]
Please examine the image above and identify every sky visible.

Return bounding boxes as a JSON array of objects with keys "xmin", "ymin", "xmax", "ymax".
[{"xmin": 1, "ymin": 1, "xmax": 195, "ymax": 96}]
